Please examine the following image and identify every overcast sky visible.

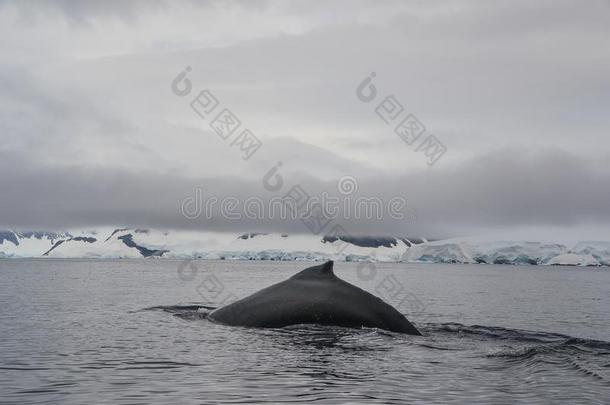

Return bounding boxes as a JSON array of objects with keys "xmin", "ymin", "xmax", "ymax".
[{"xmin": 1, "ymin": 0, "xmax": 609, "ymax": 239}]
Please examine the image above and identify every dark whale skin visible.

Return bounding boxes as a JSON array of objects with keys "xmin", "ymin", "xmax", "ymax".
[{"xmin": 208, "ymin": 261, "xmax": 421, "ymax": 335}]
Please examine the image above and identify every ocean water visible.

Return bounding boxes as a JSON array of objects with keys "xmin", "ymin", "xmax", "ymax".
[{"xmin": 0, "ymin": 259, "xmax": 608, "ymax": 404}]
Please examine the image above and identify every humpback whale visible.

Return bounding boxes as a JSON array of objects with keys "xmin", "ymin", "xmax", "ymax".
[{"xmin": 208, "ymin": 261, "xmax": 421, "ymax": 335}]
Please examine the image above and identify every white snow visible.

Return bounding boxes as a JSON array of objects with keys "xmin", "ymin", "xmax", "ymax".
[
  {"xmin": 402, "ymin": 242, "xmax": 475, "ymax": 264},
  {"xmin": 570, "ymin": 241, "xmax": 610, "ymax": 266},
  {"xmin": 471, "ymin": 241, "xmax": 566, "ymax": 265},
  {"xmin": 546, "ymin": 253, "xmax": 600, "ymax": 266},
  {"xmin": 1, "ymin": 228, "xmax": 609, "ymax": 267}
]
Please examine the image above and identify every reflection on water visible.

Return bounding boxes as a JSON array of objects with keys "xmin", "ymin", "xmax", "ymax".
[{"xmin": 0, "ymin": 259, "xmax": 609, "ymax": 404}]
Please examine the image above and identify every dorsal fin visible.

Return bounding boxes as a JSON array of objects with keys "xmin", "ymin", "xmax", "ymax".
[{"xmin": 291, "ymin": 260, "xmax": 334, "ymax": 280}]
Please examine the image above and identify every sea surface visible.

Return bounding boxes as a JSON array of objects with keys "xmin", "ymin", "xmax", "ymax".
[{"xmin": 0, "ymin": 259, "xmax": 609, "ymax": 404}]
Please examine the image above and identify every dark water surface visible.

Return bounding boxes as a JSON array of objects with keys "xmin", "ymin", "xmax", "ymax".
[{"xmin": 0, "ymin": 259, "xmax": 608, "ymax": 404}]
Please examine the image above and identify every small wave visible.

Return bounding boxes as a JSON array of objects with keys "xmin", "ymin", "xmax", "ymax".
[
  {"xmin": 485, "ymin": 344, "xmax": 609, "ymax": 383},
  {"xmin": 142, "ymin": 304, "xmax": 217, "ymax": 312},
  {"xmin": 119, "ymin": 360, "xmax": 200, "ymax": 370},
  {"xmin": 568, "ymin": 359, "xmax": 609, "ymax": 382},
  {"xmin": 485, "ymin": 344, "xmax": 558, "ymax": 361},
  {"xmin": 426, "ymin": 322, "xmax": 610, "ymax": 383},
  {"xmin": 427, "ymin": 322, "xmax": 610, "ymax": 350},
  {"xmin": 141, "ymin": 304, "xmax": 216, "ymax": 320}
]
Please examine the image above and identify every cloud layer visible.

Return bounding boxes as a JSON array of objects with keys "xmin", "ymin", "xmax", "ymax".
[{"xmin": 1, "ymin": 0, "xmax": 609, "ymax": 238}]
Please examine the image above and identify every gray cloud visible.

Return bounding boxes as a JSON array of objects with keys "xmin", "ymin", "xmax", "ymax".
[
  {"xmin": 1, "ymin": 147, "xmax": 609, "ymax": 238},
  {"xmin": 1, "ymin": 0, "xmax": 609, "ymax": 238}
]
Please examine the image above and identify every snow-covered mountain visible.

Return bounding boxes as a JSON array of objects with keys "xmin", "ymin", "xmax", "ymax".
[
  {"xmin": 1, "ymin": 228, "xmax": 609, "ymax": 266},
  {"xmin": 0, "ymin": 228, "xmax": 423, "ymax": 261}
]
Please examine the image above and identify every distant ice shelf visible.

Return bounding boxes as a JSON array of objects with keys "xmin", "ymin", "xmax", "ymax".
[{"xmin": 0, "ymin": 228, "xmax": 609, "ymax": 266}]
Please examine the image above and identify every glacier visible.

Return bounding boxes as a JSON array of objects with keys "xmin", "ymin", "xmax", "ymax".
[{"xmin": 0, "ymin": 228, "xmax": 608, "ymax": 267}]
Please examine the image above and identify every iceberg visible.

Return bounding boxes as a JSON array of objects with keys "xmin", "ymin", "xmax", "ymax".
[
  {"xmin": 546, "ymin": 253, "xmax": 600, "ymax": 266},
  {"xmin": 471, "ymin": 242, "xmax": 566, "ymax": 265},
  {"xmin": 402, "ymin": 242, "xmax": 474, "ymax": 264},
  {"xmin": 569, "ymin": 241, "xmax": 610, "ymax": 266}
]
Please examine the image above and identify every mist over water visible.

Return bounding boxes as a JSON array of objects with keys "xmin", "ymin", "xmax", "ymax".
[{"xmin": 0, "ymin": 260, "xmax": 608, "ymax": 404}]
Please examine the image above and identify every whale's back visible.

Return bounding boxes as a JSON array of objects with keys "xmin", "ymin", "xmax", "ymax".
[{"xmin": 208, "ymin": 261, "xmax": 421, "ymax": 335}]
